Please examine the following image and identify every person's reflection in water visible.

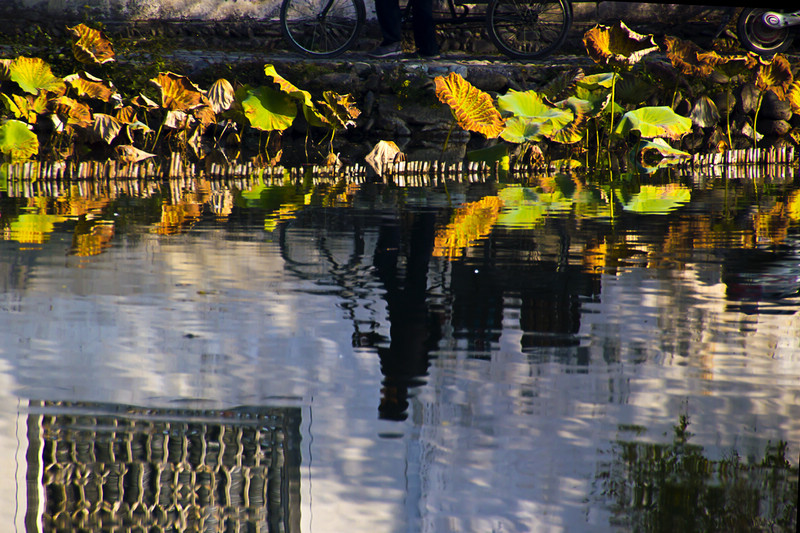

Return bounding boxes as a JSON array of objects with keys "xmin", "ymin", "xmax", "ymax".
[{"xmin": 372, "ymin": 211, "xmax": 441, "ymax": 421}]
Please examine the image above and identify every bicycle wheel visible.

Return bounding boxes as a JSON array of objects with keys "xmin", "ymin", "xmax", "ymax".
[
  {"xmin": 737, "ymin": 8, "xmax": 793, "ymax": 57},
  {"xmin": 485, "ymin": 0, "xmax": 572, "ymax": 60},
  {"xmin": 280, "ymin": 0, "xmax": 366, "ymax": 58}
]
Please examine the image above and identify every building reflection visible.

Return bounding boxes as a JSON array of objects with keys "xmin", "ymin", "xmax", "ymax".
[{"xmin": 25, "ymin": 401, "xmax": 301, "ymax": 532}]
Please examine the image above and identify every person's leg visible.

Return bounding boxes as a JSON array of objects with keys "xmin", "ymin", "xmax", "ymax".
[
  {"xmin": 410, "ymin": 0, "xmax": 438, "ymax": 56},
  {"xmin": 374, "ymin": 0, "xmax": 403, "ymax": 45}
]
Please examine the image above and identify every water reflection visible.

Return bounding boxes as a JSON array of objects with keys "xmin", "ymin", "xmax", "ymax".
[{"xmin": 0, "ymin": 171, "xmax": 798, "ymax": 531}]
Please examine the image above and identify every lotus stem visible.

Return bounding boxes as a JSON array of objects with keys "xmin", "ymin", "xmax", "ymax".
[
  {"xmin": 441, "ymin": 120, "xmax": 456, "ymax": 160},
  {"xmin": 752, "ymin": 92, "xmax": 764, "ymax": 149}
]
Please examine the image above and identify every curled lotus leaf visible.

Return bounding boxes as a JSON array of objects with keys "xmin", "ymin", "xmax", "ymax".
[
  {"xmin": 756, "ymin": 55, "xmax": 793, "ymax": 100},
  {"xmin": 264, "ymin": 64, "xmax": 327, "ymax": 128},
  {"xmin": 786, "ymin": 81, "xmax": 800, "ymax": 114},
  {"xmin": 1, "ymin": 93, "xmax": 48, "ymax": 123},
  {"xmin": 614, "ymin": 106, "xmax": 692, "ymax": 140},
  {"xmin": 662, "ymin": 36, "xmax": 718, "ymax": 77},
  {"xmin": 92, "ymin": 113, "xmax": 122, "ymax": 144},
  {"xmin": 67, "ymin": 24, "xmax": 115, "ymax": 66},
  {"xmin": 689, "ymin": 95, "xmax": 720, "ymax": 128},
  {"xmin": 50, "ymin": 96, "xmax": 93, "ymax": 128},
  {"xmin": 115, "ymin": 145, "xmax": 156, "ymax": 164},
  {"xmin": 318, "ymin": 91, "xmax": 360, "ymax": 130},
  {"xmin": 193, "ymin": 106, "xmax": 217, "ymax": 128},
  {"xmin": 0, "ymin": 119, "xmax": 39, "ymax": 162},
  {"xmin": 208, "ymin": 78, "xmax": 235, "ymax": 114},
  {"xmin": 500, "ymin": 116, "xmax": 543, "ymax": 144},
  {"xmin": 435, "ymin": 71, "xmax": 504, "ymax": 138},
  {"xmin": 163, "ymin": 109, "xmax": 194, "ymax": 130},
  {"xmin": 577, "ymin": 72, "xmax": 620, "ymax": 90},
  {"xmin": 0, "ymin": 59, "xmax": 11, "ymax": 81},
  {"xmin": 235, "ymin": 85, "xmax": 296, "ymax": 132},
  {"xmin": 364, "ymin": 140, "xmax": 404, "ymax": 177},
  {"xmin": 131, "ymin": 93, "xmax": 159, "ymax": 109},
  {"xmin": 150, "ymin": 72, "xmax": 209, "ymax": 111},
  {"xmin": 9, "ymin": 57, "xmax": 66, "ymax": 95},
  {"xmin": 583, "ymin": 21, "xmax": 658, "ymax": 68},
  {"xmin": 64, "ymin": 72, "xmax": 118, "ymax": 103},
  {"xmin": 541, "ymin": 67, "xmax": 585, "ymax": 101}
]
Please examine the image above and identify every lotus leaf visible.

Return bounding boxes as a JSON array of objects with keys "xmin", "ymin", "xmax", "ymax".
[
  {"xmin": 163, "ymin": 109, "xmax": 194, "ymax": 130},
  {"xmin": 67, "ymin": 24, "xmax": 115, "ymax": 66},
  {"xmin": 663, "ymin": 36, "xmax": 717, "ymax": 77},
  {"xmin": 236, "ymin": 85, "xmax": 296, "ymax": 132},
  {"xmin": 264, "ymin": 64, "xmax": 327, "ymax": 128},
  {"xmin": 131, "ymin": 93, "xmax": 159, "ymax": 109},
  {"xmin": 208, "ymin": 78, "xmax": 235, "ymax": 114},
  {"xmin": 92, "ymin": 113, "xmax": 122, "ymax": 144},
  {"xmin": 50, "ymin": 96, "xmax": 93, "ymax": 128},
  {"xmin": 434, "ymin": 71, "xmax": 504, "ymax": 138},
  {"xmin": 755, "ymin": 55, "xmax": 793, "ymax": 100},
  {"xmin": 466, "ymin": 143, "xmax": 509, "ymax": 164},
  {"xmin": 577, "ymin": 72, "xmax": 620, "ymax": 90},
  {"xmin": 689, "ymin": 96, "xmax": 720, "ymax": 128},
  {"xmin": 115, "ymin": 145, "xmax": 155, "ymax": 164},
  {"xmin": 9, "ymin": 57, "xmax": 65, "ymax": 95},
  {"xmin": 193, "ymin": 106, "xmax": 217, "ymax": 128},
  {"xmin": 1, "ymin": 93, "xmax": 48, "ymax": 123},
  {"xmin": 541, "ymin": 68, "xmax": 585, "ymax": 101},
  {"xmin": 621, "ymin": 184, "xmax": 691, "ymax": 214},
  {"xmin": 498, "ymin": 90, "xmax": 573, "ymax": 128},
  {"xmin": 583, "ymin": 21, "xmax": 658, "ymax": 68},
  {"xmin": 0, "ymin": 119, "xmax": 39, "ymax": 162},
  {"xmin": 614, "ymin": 106, "xmax": 691, "ymax": 140},
  {"xmin": 114, "ymin": 106, "xmax": 138, "ymax": 124},
  {"xmin": 64, "ymin": 72, "xmax": 118, "ymax": 103},
  {"xmin": 573, "ymin": 86, "xmax": 612, "ymax": 117},
  {"xmin": 500, "ymin": 116, "xmax": 543, "ymax": 143},
  {"xmin": 0, "ymin": 60, "xmax": 10, "ymax": 81},
  {"xmin": 317, "ymin": 91, "xmax": 360, "ymax": 130},
  {"xmin": 151, "ymin": 72, "xmax": 209, "ymax": 112},
  {"xmin": 786, "ymin": 81, "xmax": 800, "ymax": 114},
  {"xmin": 365, "ymin": 140, "xmax": 403, "ymax": 177},
  {"xmin": 637, "ymin": 137, "xmax": 690, "ymax": 161}
]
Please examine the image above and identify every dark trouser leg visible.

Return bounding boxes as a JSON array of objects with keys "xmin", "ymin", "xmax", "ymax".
[
  {"xmin": 411, "ymin": 0, "xmax": 438, "ymax": 55},
  {"xmin": 374, "ymin": 0, "xmax": 403, "ymax": 44}
]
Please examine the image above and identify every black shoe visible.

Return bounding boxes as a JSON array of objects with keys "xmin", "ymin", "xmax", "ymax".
[{"xmin": 368, "ymin": 42, "xmax": 403, "ymax": 58}]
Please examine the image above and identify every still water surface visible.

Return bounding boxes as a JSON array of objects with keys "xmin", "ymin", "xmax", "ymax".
[{"xmin": 0, "ymin": 171, "xmax": 797, "ymax": 531}]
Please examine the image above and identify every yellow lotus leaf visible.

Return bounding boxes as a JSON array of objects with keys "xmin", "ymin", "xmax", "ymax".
[
  {"xmin": 114, "ymin": 106, "xmax": 138, "ymax": 124},
  {"xmin": 0, "ymin": 59, "xmax": 11, "ymax": 80},
  {"xmin": 264, "ymin": 64, "xmax": 327, "ymax": 128},
  {"xmin": 92, "ymin": 113, "xmax": 122, "ymax": 144},
  {"xmin": 115, "ymin": 144, "xmax": 156, "ymax": 164},
  {"xmin": 0, "ymin": 119, "xmax": 39, "ymax": 162},
  {"xmin": 131, "ymin": 93, "xmax": 159, "ymax": 109},
  {"xmin": 50, "ymin": 96, "xmax": 93, "ymax": 128},
  {"xmin": 67, "ymin": 23, "xmax": 115, "ymax": 66},
  {"xmin": 756, "ymin": 54, "xmax": 793, "ymax": 100},
  {"xmin": 317, "ymin": 91, "xmax": 360, "ymax": 130},
  {"xmin": 583, "ymin": 21, "xmax": 658, "ymax": 68},
  {"xmin": 150, "ymin": 72, "xmax": 209, "ymax": 111},
  {"xmin": 193, "ymin": 105, "xmax": 217, "ymax": 128},
  {"xmin": 64, "ymin": 71, "xmax": 117, "ymax": 102},
  {"xmin": 207, "ymin": 78, "xmax": 235, "ymax": 114},
  {"xmin": 434, "ymin": 71, "xmax": 504, "ymax": 138},
  {"xmin": 786, "ymin": 81, "xmax": 800, "ymax": 114},
  {"xmin": 663, "ymin": 36, "xmax": 718, "ymax": 77},
  {"xmin": 1, "ymin": 93, "xmax": 48, "ymax": 123},
  {"xmin": 8, "ymin": 57, "xmax": 66, "ymax": 95}
]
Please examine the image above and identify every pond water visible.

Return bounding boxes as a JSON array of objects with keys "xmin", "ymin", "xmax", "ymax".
[{"xmin": 0, "ymin": 170, "xmax": 797, "ymax": 532}]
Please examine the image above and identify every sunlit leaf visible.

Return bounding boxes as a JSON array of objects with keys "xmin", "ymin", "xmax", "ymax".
[
  {"xmin": 92, "ymin": 113, "xmax": 122, "ymax": 144},
  {"xmin": 435, "ymin": 71, "xmax": 504, "ymax": 138},
  {"xmin": 8, "ymin": 57, "xmax": 65, "ymax": 95},
  {"xmin": 0, "ymin": 119, "xmax": 39, "ymax": 162},
  {"xmin": 577, "ymin": 72, "xmax": 620, "ymax": 90},
  {"xmin": 114, "ymin": 106, "xmax": 138, "ymax": 124},
  {"xmin": 662, "ymin": 35, "xmax": 717, "ymax": 77},
  {"xmin": 163, "ymin": 109, "xmax": 194, "ymax": 129},
  {"xmin": 365, "ymin": 140, "xmax": 403, "ymax": 177},
  {"xmin": 637, "ymin": 137, "xmax": 690, "ymax": 165},
  {"xmin": 755, "ymin": 54, "xmax": 793, "ymax": 100},
  {"xmin": 50, "ymin": 96, "xmax": 93, "ymax": 128},
  {"xmin": 131, "ymin": 93, "xmax": 159, "ymax": 109},
  {"xmin": 500, "ymin": 116, "xmax": 543, "ymax": 143},
  {"xmin": 317, "ymin": 90, "xmax": 361, "ymax": 130},
  {"xmin": 573, "ymin": 85, "xmax": 612, "ymax": 117},
  {"xmin": 67, "ymin": 23, "xmax": 115, "ymax": 65},
  {"xmin": 235, "ymin": 85, "xmax": 296, "ymax": 132},
  {"xmin": 497, "ymin": 90, "xmax": 575, "ymax": 141},
  {"xmin": 621, "ymin": 184, "xmax": 691, "ymax": 214},
  {"xmin": 150, "ymin": 72, "xmax": 209, "ymax": 111},
  {"xmin": 263, "ymin": 64, "xmax": 327, "ymax": 128},
  {"xmin": 0, "ymin": 59, "xmax": 11, "ymax": 81},
  {"xmin": 1, "ymin": 92, "xmax": 48, "ymax": 123},
  {"xmin": 786, "ymin": 81, "xmax": 800, "ymax": 114},
  {"xmin": 583, "ymin": 21, "xmax": 658, "ymax": 68},
  {"xmin": 614, "ymin": 106, "xmax": 692, "ymax": 140},
  {"xmin": 193, "ymin": 105, "xmax": 217, "ymax": 128},
  {"xmin": 64, "ymin": 71, "xmax": 118, "ymax": 103},
  {"xmin": 208, "ymin": 78, "xmax": 235, "ymax": 114}
]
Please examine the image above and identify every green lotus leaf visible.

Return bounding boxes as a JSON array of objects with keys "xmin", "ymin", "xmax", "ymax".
[
  {"xmin": 577, "ymin": 72, "xmax": 620, "ymax": 90},
  {"xmin": 621, "ymin": 184, "xmax": 691, "ymax": 214},
  {"xmin": 67, "ymin": 23, "xmax": 115, "ymax": 66},
  {"xmin": 614, "ymin": 106, "xmax": 692, "ymax": 140},
  {"xmin": 435, "ymin": 71, "xmax": 504, "ymax": 138},
  {"xmin": 0, "ymin": 119, "xmax": 39, "ymax": 162},
  {"xmin": 637, "ymin": 137, "xmax": 690, "ymax": 160},
  {"xmin": 8, "ymin": 57, "xmax": 65, "ymax": 95},
  {"xmin": 1, "ymin": 92, "xmax": 48, "ymax": 123},
  {"xmin": 498, "ymin": 90, "xmax": 574, "ymax": 132},
  {"xmin": 573, "ymin": 86, "xmax": 612, "ymax": 117},
  {"xmin": 264, "ymin": 64, "xmax": 327, "ymax": 128},
  {"xmin": 500, "ymin": 116, "xmax": 543, "ymax": 143},
  {"xmin": 583, "ymin": 21, "xmax": 658, "ymax": 68},
  {"xmin": 235, "ymin": 85, "xmax": 296, "ymax": 132}
]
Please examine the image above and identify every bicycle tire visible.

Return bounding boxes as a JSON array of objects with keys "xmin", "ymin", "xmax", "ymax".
[
  {"xmin": 737, "ymin": 8, "xmax": 793, "ymax": 57},
  {"xmin": 280, "ymin": 0, "xmax": 366, "ymax": 58},
  {"xmin": 485, "ymin": 0, "xmax": 572, "ymax": 60}
]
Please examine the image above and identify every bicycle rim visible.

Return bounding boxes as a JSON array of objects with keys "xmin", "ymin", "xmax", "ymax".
[
  {"xmin": 737, "ymin": 8, "xmax": 793, "ymax": 56},
  {"xmin": 281, "ymin": 0, "xmax": 364, "ymax": 58},
  {"xmin": 487, "ymin": 0, "xmax": 571, "ymax": 60}
]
